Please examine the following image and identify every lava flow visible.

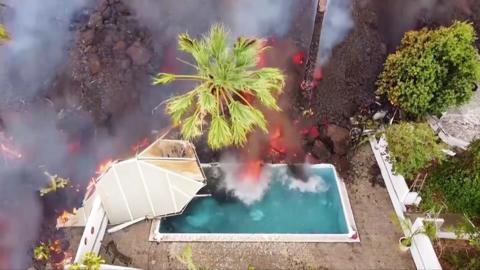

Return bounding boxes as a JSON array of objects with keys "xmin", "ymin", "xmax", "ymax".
[
  {"xmin": 95, "ymin": 159, "xmax": 114, "ymax": 175},
  {"xmin": 0, "ymin": 133, "xmax": 22, "ymax": 160},
  {"xmin": 239, "ymin": 159, "xmax": 264, "ymax": 182}
]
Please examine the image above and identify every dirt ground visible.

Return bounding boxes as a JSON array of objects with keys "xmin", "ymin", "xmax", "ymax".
[{"xmin": 62, "ymin": 145, "xmax": 414, "ymax": 270}]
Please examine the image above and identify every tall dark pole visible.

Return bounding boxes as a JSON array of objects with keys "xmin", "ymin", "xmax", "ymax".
[{"xmin": 302, "ymin": 0, "xmax": 325, "ymax": 97}]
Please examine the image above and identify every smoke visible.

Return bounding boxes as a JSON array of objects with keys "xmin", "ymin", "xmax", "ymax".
[
  {"xmin": 373, "ymin": 0, "xmax": 472, "ymax": 49},
  {"xmin": 0, "ymin": 0, "xmax": 93, "ymax": 102},
  {"xmin": 219, "ymin": 156, "xmax": 272, "ymax": 205},
  {"xmin": 318, "ymin": 0, "xmax": 354, "ymax": 65},
  {"xmin": 218, "ymin": 156, "xmax": 330, "ymax": 205},
  {"xmin": 126, "ymin": 0, "xmax": 297, "ymax": 46},
  {"xmin": 0, "ymin": 0, "xmax": 94, "ymax": 268}
]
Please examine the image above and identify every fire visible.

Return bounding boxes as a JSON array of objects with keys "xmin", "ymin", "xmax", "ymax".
[
  {"xmin": 269, "ymin": 126, "xmax": 286, "ymax": 154},
  {"xmin": 240, "ymin": 160, "xmax": 263, "ymax": 182},
  {"xmin": 67, "ymin": 141, "xmax": 81, "ymax": 153},
  {"xmin": 256, "ymin": 39, "xmax": 268, "ymax": 67},
  {"xmin": 314, "ymin": 67, "xmax": 323, "ymax": 81},
  {"xmin": 50, "ymin": 239, "xmax": 62, "ymax": 254},
  {"xmin": 56, "ymin": 210, "xmax": 74, "ymax": 227},
  {"xmin": 292, "ymin": 51, "xmax": 305, "ymax": 65},
  {"xmin": 96, "ymin": 159, "xmax": 114, "ymax": 175},
  {"xmin": 131, "ymin": 137, "xmax": 150, "ymax": 153},
  {"xmin": 0, "ymin": 133, "xmax": 22, "ymax": 160}
]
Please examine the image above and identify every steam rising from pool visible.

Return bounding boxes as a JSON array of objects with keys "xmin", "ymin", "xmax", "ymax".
[{"xmin": 218, "ymin": 157, "xmax": 330, "ymax": 205}]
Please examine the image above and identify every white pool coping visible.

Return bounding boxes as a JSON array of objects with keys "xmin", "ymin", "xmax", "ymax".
[{"xmin": 149, "ymin": 164, "xmax": 359, "ymax": 243}]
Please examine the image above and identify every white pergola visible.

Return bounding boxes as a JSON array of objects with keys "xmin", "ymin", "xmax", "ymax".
[{"xmin": 62, "ymin": 139, "xmax": 206, "ymax": 227}]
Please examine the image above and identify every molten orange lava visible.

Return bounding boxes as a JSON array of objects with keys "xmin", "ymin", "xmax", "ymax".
[
  {"xmin": 240, "ymin": 160, "xmax": 263, "ymax": 182},
  {"xmin": 314, "ymin": 67, "xmax": 323, "ymax": 81},
  {"xmin": 0, "ymin": 143, "xmax": 22, "ymax": 159},
  {"xmin": 131, "ymin": 137, "xmax": 150, "ymax": 153},
  {"xmin": 57, "ymin": 210, "xmax": 73, "ymax": 227},
  {"xmin": 269, "ymin": 126, "xmax": 286, "ymax": 154},
  {"xmin": 292, "ymin": 51, "xmax": 305, "ymax": 65},
  {"xmin": 96, "ymin": 159, "xmax": 114, "ymax": 175}
]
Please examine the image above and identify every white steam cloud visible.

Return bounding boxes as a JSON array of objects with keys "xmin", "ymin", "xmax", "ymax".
[{"xmin": 318, "ymin": 0, "xmax": 354, "ymax": 65}]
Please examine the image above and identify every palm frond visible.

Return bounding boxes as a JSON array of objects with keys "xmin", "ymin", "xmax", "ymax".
[
  {"xmin": 233, "ymin": 37, "xmax": 261, "ymax": 68},
  {"xmin": 165, "ymin": 93, "xmax": 195, "ymax": 124},
  {"xmin": 207, "ymin": 24, "xmax": 228, "ymax": 60},
  {"xmin": 180, "ymin": 112, "xmax": 202, "ymax": 140},
  {"xmin": 153, "ymin": 73, "xmax": 176, "ymax": 85},
  {"xmin": 208, "ymin": 115, "xmax": 233, "ymax": 149},
  {"xmin": 197, "ymin": 85, "xmax": 217, "ymax": 114},
  {"xmin": 253, "ymin": 68, "xmax": 286, "ymax": 93}
]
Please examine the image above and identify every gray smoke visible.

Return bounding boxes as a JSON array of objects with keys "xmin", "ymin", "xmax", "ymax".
[
  {"xmin": 1, "ymin": 0, "xmax": 92, "ymax": 102},
  {"xmin": 126, "ymin": 0, "xmax": 296, "ymax": 46},
  {"xmin": 373, "ymin": 0, "xmax": 467, "ymax": 49},
  {"xmin": 318, "ymin": 0, "xmax": 354, "ymax": 65},
  {"xmin": 0, "ymin": 0, "xmax": 94, "ymax": 269}
]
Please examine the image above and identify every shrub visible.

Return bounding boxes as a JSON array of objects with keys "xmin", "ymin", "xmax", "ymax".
[
  {"xmin": 377, "ymin": 21, "xmax": 480, "ymax": 117},
  {"xmin": 385, "ymin": 122, "xmax": 445, "ymax": 179},
  {"xmin": 428, "ymin": 139, "xmax": 480, "ymax": 217}
]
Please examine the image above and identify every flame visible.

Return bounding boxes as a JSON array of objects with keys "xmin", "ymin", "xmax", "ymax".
[
  {"xmin": 96, "ymin": 159, "xmax": 114, "ymax": 175},
  {"xmin": 0, "ymin": 133, "xmax": 22, "ymax": 160},
  {"xmin": 292, "ymin": 51, "xmax": 305, "ymax": 65},
  {"xmin": 256, "ymin": 39, "xmax": 268, "ymax": 67},
  {"xmin": 239, "ymin": 160, "xmax": 263, "ymax": 182},
  {"xmin": 269, "ymin": 126, "xmax": 286, "ymax": 154},
  {"xmin": 314, "ymin": 67, "xmax": 323, "ymax": 81},
  {"xmin": 67, "ymin": 141, "xmax": 81, "ymax": 153},
  {"xmin": 50, "ymin": 240, "xmax": 62, "ymax": 253},
  {"xmin": 56, "ymin": 210, "xmax": 74, "ymax": 227},
  {"xmin": 131, "ymin": 137, "xmax": 150, "ymax": 153}
]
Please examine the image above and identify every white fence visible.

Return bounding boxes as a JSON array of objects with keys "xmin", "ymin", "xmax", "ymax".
[
  {"xmin": 370, "ymin": 136, "xmax": 442, "ymax": 270},
  {"xmin": 74, "ymin": 195, "xmax": 108, "ymax": 263}
]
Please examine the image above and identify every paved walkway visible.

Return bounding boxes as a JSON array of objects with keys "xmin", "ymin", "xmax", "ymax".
[{"xmin": 83, "ymin": 145, "xmax": 414, "ymax": 270}]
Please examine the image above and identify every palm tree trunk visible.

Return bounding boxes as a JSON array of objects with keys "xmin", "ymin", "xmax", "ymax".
[{"xmin": 302, "ymin": 0, "xmax": 325, "ymax": 92}]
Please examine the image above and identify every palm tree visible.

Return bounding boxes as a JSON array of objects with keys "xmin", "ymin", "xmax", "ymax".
[{"xmin": 153, "ymin": 24, "xmax": 285, "ymax": 150}]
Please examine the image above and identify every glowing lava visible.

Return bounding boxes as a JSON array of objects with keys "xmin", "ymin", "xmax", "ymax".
[
  {"xmin": 131, "ymin": 137, "xmax": 150, "ymax": 153},
  {"xmin": 95, "ymin": 159, "xmax": 114, "ymax": 175},
  {"xmin": 269, "ymin": 126, "xmax": 286, "ymax": 154},
  {"xmin": 0, "ymin": 133, "xmax": 22, "ymax": 160},
  {"xmin": 239, "ymin": 160, "xmax": 263, "ymax": 182},
  {"xmin": 292, "ymin": 51, "xmax": 305, "ymax": 65},
  {"xmin": 56, "ymin": 210, "xmax": 74, "ymax": 227}
]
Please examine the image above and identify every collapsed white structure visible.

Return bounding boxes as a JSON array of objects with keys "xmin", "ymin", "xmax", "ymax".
[
  {"xmin": 429, "ymin": 89, "xmax": 480, "ymax": 149},
  {"xmin": 62, "ymin": 139, "xmax": 206, "ymax": 267}
]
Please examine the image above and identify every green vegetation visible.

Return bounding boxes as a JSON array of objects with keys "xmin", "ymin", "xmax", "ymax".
[
  {"xmin": 426, "ymin": 139, "xmax": 480, "ymax": 217},
  {"xmin": 33, "ymin": 243, "xmax": 50, "ymax": 262},
  {"xmin": 69, "ymin": 252, "xmax": 105, "ymax": 270},
  {"xmin": 385, "ymin": 122, "xmax": 444, "ymax": 180},
  {"xmin": 377, "ymin": 21, "xmax": 480, "ymax": 117},
  {"xmin": 176, "ymin": 245, "xmax": 208, "ymax": 270},
  {"xmin": 40, "ymin": 172, "xmax": 70, "ymax": 196},
  {"xmin": 153, "ymin": 24, "xmax": 285, "ymax": 149},
  {"xmin": 0, "ymin": 24, "xmax": 8, "ymax": 41}
]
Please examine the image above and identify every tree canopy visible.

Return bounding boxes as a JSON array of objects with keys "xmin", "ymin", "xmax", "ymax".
[{"xmin": 377, "ymin": 21, "xmax": 480, "ymax": 117}]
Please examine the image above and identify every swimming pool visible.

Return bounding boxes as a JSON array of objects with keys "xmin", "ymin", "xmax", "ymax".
[{"xmin": 150, "ymin": 164, "xmax": 358, "ymax": 242}]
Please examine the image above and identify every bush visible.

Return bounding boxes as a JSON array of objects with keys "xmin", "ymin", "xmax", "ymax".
[
  {"xmin": 377, "ymin": 21, "xmax": 480, "ymax": 117},
  {"xmin": 428, "ymin": 139, "xmax": 480, "ymax": 217},
  {"xmin": 385, "ymin": 122, "xmax": 445, "ymax": 180}
]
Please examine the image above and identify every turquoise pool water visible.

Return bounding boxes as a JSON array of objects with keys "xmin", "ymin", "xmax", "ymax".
[{"xmin": 160, "ymin": 165, "xmax": 348, "ymax": 234}]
